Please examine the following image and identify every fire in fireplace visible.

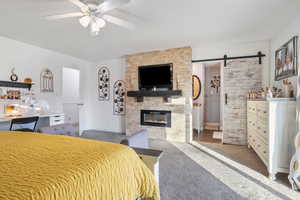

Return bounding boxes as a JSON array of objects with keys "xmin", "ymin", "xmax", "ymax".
[{"xmin": 141, "ymin": 110, "xmax": 171, "ymax": 127}]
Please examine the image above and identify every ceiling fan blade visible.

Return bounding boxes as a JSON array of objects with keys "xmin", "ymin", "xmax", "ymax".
[
  {"xmin": 102, "ymin": 14, "xmax": 135, "ymax": 30},
  {"xmin": 97, "ymin": 0, "xmax": 130, "ymax": 14},
  {"xmin": 46, "ymin": 12, "xmax": 84, "ymax": 20},
  {"xmin": 69, "ymin": 0, "xmax": 89, "ymax": 12}
]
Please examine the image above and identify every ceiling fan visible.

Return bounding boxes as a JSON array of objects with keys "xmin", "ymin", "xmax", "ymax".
[{"xmin": 46, "ymin": 0, "xmax": 134, "ymax": 36}]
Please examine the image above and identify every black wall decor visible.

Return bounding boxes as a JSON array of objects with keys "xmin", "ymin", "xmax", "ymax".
[
  {"xmin": 98, "ymin": 67, "xmax": 110, "ymax": 101},
  {"xmin": 113, "ymin": 80, "xmax": 126, "ymax": 115}
]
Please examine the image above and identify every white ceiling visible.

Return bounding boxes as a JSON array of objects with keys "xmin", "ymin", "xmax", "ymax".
[{"xmin": 0, "ymin": 0, "xmax": 300, "ymax": 62}]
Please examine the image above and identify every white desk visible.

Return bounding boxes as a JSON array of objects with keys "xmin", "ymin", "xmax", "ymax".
[{"xmin": 0, "ymin": 113, "xmax": 65, "ymax": 130}]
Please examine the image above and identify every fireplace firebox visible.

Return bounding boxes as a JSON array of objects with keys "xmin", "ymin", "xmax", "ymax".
[{"xmin": 141, "ymin": 110, "xmax": 171, "ymax": 127}]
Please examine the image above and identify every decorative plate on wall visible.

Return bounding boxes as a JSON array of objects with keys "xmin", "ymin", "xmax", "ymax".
[
  {"xmin": 98, "ymin": 67, "xmax": 110, "ymax": 101},
  {"xmin": 113, "ymin": 80, "xmax": 126, "ymax": 115},
  {"xmin": 192, "ymin": 75, "xmax": 201, "ymax": 100}
]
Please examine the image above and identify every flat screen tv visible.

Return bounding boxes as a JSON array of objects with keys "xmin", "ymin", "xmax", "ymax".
[{"xmin": 138, "ymin": 64, "xmax": 173, "ymax": 90}]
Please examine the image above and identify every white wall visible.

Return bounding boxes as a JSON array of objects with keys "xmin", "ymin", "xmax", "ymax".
[
  {"xmin": 0, "ymin": 36, "xmax": 92, "ymax": 131},
  {"xmin": 193, "ymin": 63, "xmax": 205, "ymax": 132},
  {"xmin": 192, "ymin": 40, "xmax": 271, "ymax": 88},
  {"xmin": 270, "ymin": 13, "xmax": 300, "ymax": 130},
  {"xmin": 270, "ymin": 14, "xmax": 300, "ymax": 95},
  {"xmin": 84, "ymin": 58, "xmax": 126, "ymax": 133}
]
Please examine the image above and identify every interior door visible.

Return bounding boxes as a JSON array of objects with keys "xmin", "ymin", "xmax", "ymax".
[
  {"xmin": 222, "ymin": 59, "xmax": 262, "ymax": 145},
  {"xmin": 62, "ymin": 67, "xmax": 81, "ymax": 136}
]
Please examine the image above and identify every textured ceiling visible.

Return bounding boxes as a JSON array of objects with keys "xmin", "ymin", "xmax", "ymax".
[{"xmin": 0, "ymin": 0, "xmax": 299, "ymax": 62}]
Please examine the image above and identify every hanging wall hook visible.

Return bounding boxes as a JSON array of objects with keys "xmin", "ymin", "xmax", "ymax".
[
  {"xmin": 258, "ymin": 51, "xmax": 262, "ymax": 64},
  {"xmin": 224, "ymin": 55, "xmax": 228, "ymax": 67}
]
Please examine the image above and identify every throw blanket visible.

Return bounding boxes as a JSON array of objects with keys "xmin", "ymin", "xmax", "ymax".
[{"xmin": 0, "ymin": 131, "xmax": 160, "ymax": 200}]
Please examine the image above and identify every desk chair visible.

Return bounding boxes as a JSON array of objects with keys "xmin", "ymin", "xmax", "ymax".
[{"xmin": 9, "ymin": 117, "xmax": 39, "ymax": 132}]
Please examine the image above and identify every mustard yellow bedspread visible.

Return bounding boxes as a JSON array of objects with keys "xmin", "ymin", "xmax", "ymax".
[{"xmin": 0, "ymin": 131, "xmax": 160, "ymax": 200}]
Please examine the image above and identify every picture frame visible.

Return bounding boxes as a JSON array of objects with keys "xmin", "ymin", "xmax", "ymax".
[{"xmin": 275, "ymin": 36, "xmax": 298, "ymax": 81}]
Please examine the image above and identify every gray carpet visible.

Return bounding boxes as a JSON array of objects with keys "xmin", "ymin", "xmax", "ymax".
[{"xmin": 81, "ymin": 130, "xmax": 246, "ymax": 200}]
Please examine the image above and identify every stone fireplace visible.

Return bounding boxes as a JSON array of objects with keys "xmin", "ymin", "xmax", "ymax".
[{"xmin": 125, "ymin": 47, "xmax": 192, "ymax": 142}]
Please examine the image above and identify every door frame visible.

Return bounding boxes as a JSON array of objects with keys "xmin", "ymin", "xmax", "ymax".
[{"xmin": 191, "ymin": 61, "xmax": 223, "ymax": 142}]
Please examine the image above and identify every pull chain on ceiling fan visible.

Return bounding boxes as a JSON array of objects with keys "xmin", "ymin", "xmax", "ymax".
[{"xmin": 46, "ymin": 0, "xmax": 134, "ymax": 36}]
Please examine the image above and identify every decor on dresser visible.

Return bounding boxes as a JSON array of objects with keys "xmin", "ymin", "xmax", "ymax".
[
  {"xmin": 10, "ymin": 68, "xmax": 18, "ymax": 82},
  {"xmin": 98, "ymin": 67, "xmax": 110, "ymax": 101},
  {"xmin": 283, "ymin": 79, "xmax": 294, "ymax": 98},
  {"xmin": 113, "ymin": 80, "xmax": 126, "ymax": 115},
  {"xmin": 41, "ymin": 69, "xmax": 54, "ymax": 93},
  {"xmin": 192, "ymin": 75, "xmax": 201, "ymax": 100},
  {"xmin": 275, "ymin": 36, "xmax": 298, "ymax": 81},
  {"xmin": 210, "ymin": 75, "xmax": 220, "ymax": 93}
]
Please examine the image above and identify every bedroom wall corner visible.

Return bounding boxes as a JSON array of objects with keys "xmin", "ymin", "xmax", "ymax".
[{"xmin": 84, "ymin": 58, "xmax": 126, "ymax": 134}]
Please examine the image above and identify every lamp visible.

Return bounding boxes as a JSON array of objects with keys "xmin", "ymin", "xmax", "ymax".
[
  {"xmin": 79, "ymin": 16, "xmax": 91, "ymax": 28},
  {"xmin": 95, "ymin": 18, "xmax": 106, "ymax": 28},
  {"xmin": 90, "ymin": 18, "xmax": 106, "ymax": 36}
]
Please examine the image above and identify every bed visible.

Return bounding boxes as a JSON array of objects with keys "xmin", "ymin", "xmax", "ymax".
[{"xmin": 0, "ymin": 131, "xmax": 160, "ymax": 200}]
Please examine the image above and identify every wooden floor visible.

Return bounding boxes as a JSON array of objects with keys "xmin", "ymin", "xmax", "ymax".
[
  {"xmin": 194, "ymin": 130, "xmax": 222, "ymax": 143},
  {"xmin": 193, "ymin": 130, "xmax": 290, "ymax": 186}
]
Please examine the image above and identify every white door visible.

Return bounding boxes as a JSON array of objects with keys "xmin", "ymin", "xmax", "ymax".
[
  {"xmin": 62, "ymin": 67, "xmax": 81, "ymax": 136},
  {"xmin": 222, "ymin": 59, "xmax": 262, "ymax": 145}
]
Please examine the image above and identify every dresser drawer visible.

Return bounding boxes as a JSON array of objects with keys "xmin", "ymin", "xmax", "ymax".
[
  {"xmin": 50, "ymin": 115, "xmax": 65, "ymax": 126},
  {"xmin": 257, "ymin": 109, "xmax": 269, "ymax": 120},
  {"xmin": 255, "ymin": 129, "xmax": 268, "ymax": 145},
  {"xmin": 256, "ymin": 120, "xmax": 268, "ymax": 131},
  {"xmin": 255, "ymin": 138, "xmax": 269, "ymax": 161}
]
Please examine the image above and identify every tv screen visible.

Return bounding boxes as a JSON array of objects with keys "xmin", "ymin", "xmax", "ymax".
[{"xmin": 139, "ymin": 64, "xmax": 173, "ymax": 90}]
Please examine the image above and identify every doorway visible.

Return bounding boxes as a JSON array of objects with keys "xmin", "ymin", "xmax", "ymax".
[
  {"xmin": 62, "ymin": 67, "xmax": 81, "ymax": 136},
  {"xmin": 193, "ymin": 62, "xmax": 222, "ymax": 143}
]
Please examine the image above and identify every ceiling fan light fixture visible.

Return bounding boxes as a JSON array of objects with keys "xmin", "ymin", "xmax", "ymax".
[
  {"xmin": 79, "ymin": 16, "xmax": 91, "ymax": 28},
  {"xmin": 90, "ymin": 22, "xmax": 101, "ymax": 36},
  {"xmin": 95, "ymin": 18, "xmax": 106, "ymax": 28}
]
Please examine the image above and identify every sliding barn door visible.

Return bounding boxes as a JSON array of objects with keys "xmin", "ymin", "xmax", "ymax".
[{"xmin": 223, "ymin": 59, "xmax": 262, "ymax": 145}]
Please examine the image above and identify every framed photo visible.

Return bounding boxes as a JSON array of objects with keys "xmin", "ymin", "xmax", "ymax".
[{"xmin": 275, "ymin": 36, "xmax": 298, "ymax": 81}]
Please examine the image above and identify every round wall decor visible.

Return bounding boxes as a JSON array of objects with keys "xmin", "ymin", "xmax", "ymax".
[
  {"xmin": 98, "ymin": 67, "xmax": 110, "ymax": 101},
  {"xmin": 193, "ymin": 75, "xmax": 201, "ymax": 100}
]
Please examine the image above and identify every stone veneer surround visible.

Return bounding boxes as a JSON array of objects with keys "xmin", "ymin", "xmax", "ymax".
[{"xmin": 125, "ymin": 47, "xmax": 192, "ymax": 142}]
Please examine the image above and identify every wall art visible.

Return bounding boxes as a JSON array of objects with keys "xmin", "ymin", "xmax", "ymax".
[
  {"xmin": 113, "ymin": 80, "xmax": 126, "ymax": 115},
  {"xmin": 210, "ymin": 75, "xmax": 220, "ymax": 93},
  {"xmin": 275, "ymin": 36, "xmax": 298, "ymax": 81},
  {"xmin": 192, "ymin": 75, "xmax": 201, "ymax": 100},
  {"xmin": 10, "ymin": 68, "xmax": 18, "ymax": 82},
  {"xmin": 98, "ymin": 67, "xmax": 110, "ymax": 101},
  {"xmin": 41, "ymin": 69, "xmax": 54, "ymax": 92}
]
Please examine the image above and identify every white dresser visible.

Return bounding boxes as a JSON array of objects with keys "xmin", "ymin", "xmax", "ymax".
[{"xmin": 247, "ymin": 99, "xmax": 297, "ymax": 180}]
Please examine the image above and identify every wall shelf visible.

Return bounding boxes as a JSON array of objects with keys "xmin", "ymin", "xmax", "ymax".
[
  {"xmin": 127, "ymin": 90, "xmax": 182, "ymax": 102},
  {"xmin": 0, "ymin": 81, "xmax": 34, "ymax": 90}
]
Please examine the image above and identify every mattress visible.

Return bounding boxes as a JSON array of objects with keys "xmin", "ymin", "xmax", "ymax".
[{"xmin": 0, "ymin": 131, "xmax": 160, "ymax": 200}]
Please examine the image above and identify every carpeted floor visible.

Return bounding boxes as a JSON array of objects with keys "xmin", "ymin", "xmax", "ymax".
[{"xmin": 81, "ymin": 130, "xmax": 247, "ymax": 200}]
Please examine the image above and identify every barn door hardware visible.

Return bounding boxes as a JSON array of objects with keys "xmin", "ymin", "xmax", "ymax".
[{"xmin": 192, "ymin": 51, "xmax": 266, "ymax": 67}]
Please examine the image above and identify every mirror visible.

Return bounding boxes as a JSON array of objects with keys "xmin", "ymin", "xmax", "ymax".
[{"xmin": 193, "ymin": 75, "xmax": 201, "ymax": 100}]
